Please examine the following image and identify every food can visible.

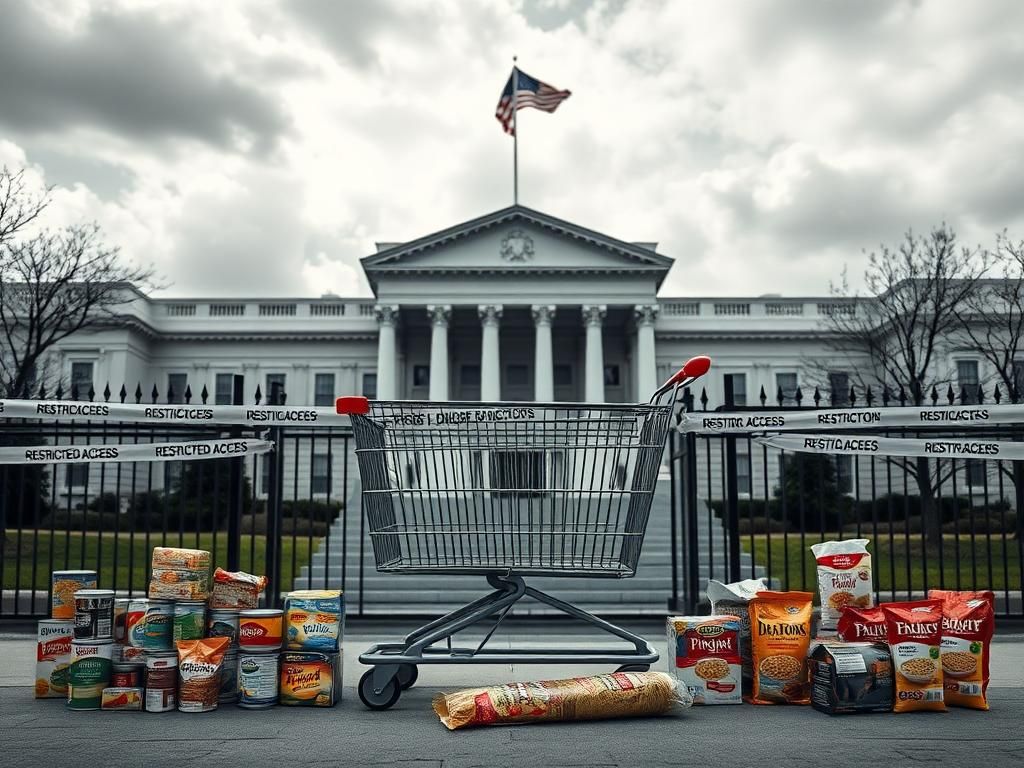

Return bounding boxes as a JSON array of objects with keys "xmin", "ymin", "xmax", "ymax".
[
  {"xmin": 36, "ymin": 619, "xmax": 73, "ymax": 698},
  {"xmin": 126, "ymin": 599, "xmax": 174, "ymax": 650},
  {"xmin": 116, "ymin": 645, "xmax": 146, "ymax": 662},
  {"xmin": 238, "ymin": 609, "xmax": 283, "ymax": 651},
  {"xmin": 101, "ymin": 687, "xmax": 144, "ymax": 711},
  {"xmin": 238, "ymin": 651, "xmax": 279, "ymax": 708},
  {"xmin": 279, "ymin": 651, "xmax": 342, "ymax": 707},
  {"xmin": 67, "ymin": 639, "xmax": 113, "ymax": 710},
  {"xmin": 113, "ymin": 598, "xmax": 131, "ymax": 643},
  {"xmin": 145, "ymin": 651, "xmax": 178, "ymax": 713},
  {"xmin": 174, "ymin": 601, "xmax": 207, "ymax": 643},
  {"xmin": 73, "ymin": 589, "xmax": 115, "ymax": 640},
  {"xmin": 219, "ymin": 649, "xmax": 239, "ymax": 703},
  {"xmin": 111, "ymin": 661, "xmax": 145, "ymax": 688},
  {"xmin": 207, "ymin": 609, "xmax": 240, "ymax": 646},
  {"xmin": 52, "ymin": 570, "xmax": 97, "ymax": 620}
]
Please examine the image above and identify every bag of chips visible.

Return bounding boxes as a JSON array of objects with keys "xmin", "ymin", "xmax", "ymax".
[
  {"xmin": 836, "ymin": 605, "xmax": 887, "ymax": 643},
  {"xmin": 811, "ymin": 539, "xmax": 873, "ymax": 632},
  {"xmin": 882, "ymin": 599, "xmax": 945, "ymax": 713},
  {"xmin": 747, "ymin": 590, "xmax": 813, "ymax": 705},
  {"xmin": 432, "ymin": 671, "xmax": 691, "ymax": 730},
  {"xmin": 928, "ymin": 589, "xmax": 995, "ymax": 711}
]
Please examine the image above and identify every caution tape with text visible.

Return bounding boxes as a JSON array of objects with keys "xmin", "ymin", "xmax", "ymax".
[
  {"xmin": 754, "ymin": 433, "xmax": 1024, "ymax": 461},
  {"xmin": 0, "ymin": 438, "xmax": 274, "ymax": 465}
]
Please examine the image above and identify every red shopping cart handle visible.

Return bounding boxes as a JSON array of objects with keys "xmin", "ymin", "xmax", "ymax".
[
  {"xmin": 667, "ymin": 355, "xmax": 712, "ymax": 386},
  {"xmin": 336, "ymin": 396, "xmax": 370, "ymax": 415}
]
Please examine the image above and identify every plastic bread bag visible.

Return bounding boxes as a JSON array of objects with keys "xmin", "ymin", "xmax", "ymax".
[
  {"xmin": 210, "ymin": 568, "xmax": 268, "ymax": 609},
  {"xmin": 433, "ymin": 671, "xmax": 692, "ymax": 730}
]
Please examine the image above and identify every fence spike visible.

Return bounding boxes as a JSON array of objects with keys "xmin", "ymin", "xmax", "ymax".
[
  {"xmin": 699, "ymin": 387, "xmax": 709, "ymax": 410},
  {"xmin": 930, "ymin": 384, "xmax": 939, "ymax": 405},
  {"xmin": 849, "ymin": 387, "xmax": 858, "ymax": 407},
  {"xmin": 55, "ymin": 382, "xmax": 64, "ymax": 400},
  {"xmin": 37, "ymin": 383, "xmax": 47, "ymax": 399},
  {"xmin": 166, "ymin": 382, "xmax": 176, "ymax": 403},
  {"xmin": 70, "ymin": 383, "xmax": 79, "ymax": 401},
  {"xmin": 151, "ymin": 384, "xmax": 160, "ymax": 403},
  {"xmin": 184, "ymin": 384, "xmax": 192, "ymax": 404},
  {"xmin": 134, "ymin": 383, "xmax": 143, "ymax": 403},
  {"xmin": 994, "ymin": 384, "xmax": 1002, "ymax": 404},
  {"xmin": 87, "ymin": 384, "xmax": 96, "ymax": 401},
  {"xmin": 911, "ymin": 380, "xmax": 922, "ymax": 405},
  {"xmin": 776, "ymin": 386, "xmax": 784, "ymax": 407},
  {"xmin": 897, "ymin": 384, "xmax": 906, "ymax": 406},
  {"xmin": 119, "ymin": 384, "xmax": 128, "ymax": 403},
  {"xmin": 200, "ymin": 384, "xmax": 209, "ymax": 404},
  {"xmin": 103, "ymin": 383, "xmax": 111, "ymax": 402},
  {"xmin": 865, "ymin": 385, "xmax": 874, "ymax": 406},
  {"xmin": 255, "ymin": 384, "xmax": 263, "ymax": 405},
  {"xmin": 813, "ymin": 386, "xmax": 821, "ymax": 407},
  {"xmin": 949, "ymin": 384, "xmax": 958, "ymax": 405},
  {"xmin": 881, "ymin": 385, "xmax": 890, "ymax": 406},
  {"xmin": 795, "ymin": 386, "xmax": 803, "ymax": 406},
  {"xmin": 977, "ymin": 385, "xmax": 984, "ymax": 405},
  {"xmin": 759, "ymin": 385, "xmax": 767, "ymax": 406}
]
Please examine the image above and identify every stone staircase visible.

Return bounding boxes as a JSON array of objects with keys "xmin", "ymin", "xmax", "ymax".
[{"xmin": 299, "ymin": 475, "xmax": 767, "ymax": 616}]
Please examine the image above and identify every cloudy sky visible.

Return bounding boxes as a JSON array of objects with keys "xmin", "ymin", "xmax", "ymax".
[{"xmin": 1, "ymin": 0, "xmax": 1022, "ymax": 298}]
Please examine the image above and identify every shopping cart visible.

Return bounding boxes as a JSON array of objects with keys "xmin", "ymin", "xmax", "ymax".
[{"xmin": 336, "ymin": 355, "xmax": 711, "ymax": 709}]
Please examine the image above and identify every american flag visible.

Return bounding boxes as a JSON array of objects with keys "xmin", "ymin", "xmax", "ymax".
[{"xmin": 495, "ymin": 68, "xmax": 571, "ymax": 136}]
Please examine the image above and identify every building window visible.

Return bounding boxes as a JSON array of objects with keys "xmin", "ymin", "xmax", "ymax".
[
  {"xmin": 603, "ymin": 365, "xmax": 621, "ymax": 387},
  {"xmin": 829, "ymin": 372, "xmax": 850, "ymax": 407},
  {"xmin": 215, "ymin": 373, "xmax": 236, "ymax": 405},
  {"xmin": 167, "ymin": 373, "xmax": 187, "ymax": 404},
  {"xmin": 312, "ymin": 454, "xmax": 331, "ymax": 494},
  {"xmin": 735, "ymin": 451, "xmax": 752, "ymax": 495},
  {"xmin": 776, "ymin": 372, "xmax": 798, "ymax": 404},
  {"xmin": 362, "ymin": 373, "xmax": 377, "ymax": 398},
  {"xmin": 70, "ymin": 362, "xmax": 94, "ymax": 399},
  {"xmin": 966, "ymin": 460, "xmax": 986, "ymax": 487},
  {"xmin": 460, "ymin": 365, "xmax": 481, "ymax": 387},
  {"xmin": 314, "ymin": 373, "xmax": 335, "ymax": 407},
  {"xmin": 957, "ymin": 360, "xmax": 979, "ymax": 404},
  {"xmin": 66, "ymin": 464, "xmax": 89, "ymax": 488},
  {"xmin": 835, "ymin": 455, "xmax": 853, "ymax": 494},
  {"xmin": 413, "ymin": 366, "xmax": 430, "ymax": 388},
  {"xmin": 265, "ymin": 373, "xmax": 286, "ymax": 403},
  {"xmin": 553, "ymin": 365, "xmax": 572, "ymax": 387},
  {"xmin": 490, "ymin": 450, "xmax": 544, "ymax": 492},
  {"xmin": 724, "ymin": 373, "xmax": 747, "ymax": 406},
  {"xmin": 506, "ymin": 364, "xmax": 529, "ymax": 387},
  {"xmin": 164, "ymin": 461, "xmax": 183, "ymax": 492}
]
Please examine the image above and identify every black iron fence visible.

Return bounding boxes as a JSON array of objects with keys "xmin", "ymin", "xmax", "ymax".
[
  {"xmin": 0, "ymin": 381, "xmax": 357, "ymax": 619},
  {"xmin": 668, "ymin": 383, "xmax": 1024, "ymax": 618}
]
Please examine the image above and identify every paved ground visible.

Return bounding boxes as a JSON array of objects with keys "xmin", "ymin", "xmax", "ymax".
[{"xmin": 2, "ymin": 621, "xmax": 1024, "ymax": 767}]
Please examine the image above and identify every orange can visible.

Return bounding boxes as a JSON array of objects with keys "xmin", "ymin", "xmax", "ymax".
[{"xmin": 238, "ymin": 609, "xmax": 283, "ymax": 651}]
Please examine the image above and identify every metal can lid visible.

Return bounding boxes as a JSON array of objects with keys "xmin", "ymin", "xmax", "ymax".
[
  {"xmin": 72, "ymin": 638, "xmax": 114, "ymax": 646},
  {"xmin": 38, "ymin": 618, "xmax": 74, "ymax": 627},
  {"xmin": 53, "ymin": 570, "xmax": 98, "ymax": 576},
  {"xmin": 112, "ymin": 661, "xmax": 146, "ymax": 671},
  {"xmin": 74, "ymin": 589, "xmax": 116, "ymax": 598},
  {"xmin": 208, "ymin": 608, "xmax": 240, "ymax": 615},
  {"xmin": 238, "ymin": 609, "xmax": 283, "ymax": 617}
]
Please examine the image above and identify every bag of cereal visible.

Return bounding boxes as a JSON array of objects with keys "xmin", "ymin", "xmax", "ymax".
[
  {"xmin": 836, "ymin": 605, "xmax": 887, "ymax": 643},
  {"xmin": 882, "ymin": 599, "xmax": 945, "ymax": 713},
  {"xmin": 928, "ymin": 590, "xmax": 995, "ymax": 711},
  {"xmin": 811, "ymin": 539, "xmax": 873, "ymax": 632},
  {"xmin": 747, "ymin": 590, "xmax": 813, "ymax": 705}
]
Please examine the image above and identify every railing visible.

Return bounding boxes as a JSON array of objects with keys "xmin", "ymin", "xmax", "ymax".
[
  {"xmin": 209, "ymin": 303, "xmax": 246, "ymax": 317},
  {"xmin": 310, "ymin": 303, "xmax": 345, "ymax": 317},
  {"xmin": 164, "ymin": 304, "xmax": 196, "ymax": 317},
  {"xmin": 669, "ymin": 382, "xmax": 1024, "ymax": 618},
  {"xmin": 259, "ymin": 303, "xmax": 297, "ymax": 317},
  {"xmin": 714, "ymin": 302, "xmax": 751, "ymax": 316}
]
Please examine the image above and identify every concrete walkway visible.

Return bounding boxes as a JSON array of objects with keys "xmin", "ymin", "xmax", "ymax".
[{"xmin": 3, "ymin": 623, "xmax": 1024, "ymax": 767}]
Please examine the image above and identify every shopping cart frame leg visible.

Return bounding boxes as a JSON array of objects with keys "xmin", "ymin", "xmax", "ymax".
[{"xmin": 402, "ymin": 574, "xmax": 520, "ymax": 647}]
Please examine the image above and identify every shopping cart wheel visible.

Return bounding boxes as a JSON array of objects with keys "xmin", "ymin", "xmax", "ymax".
[
  {"xmin": 615, "ymin": 664, "xmax": 650, "ymax": 673},
  {"xmin": 358, "ymin": 668, "xmax": 401, "ymax": 710},
  {"xmin": 396, "ymin": 663, "xmax": 418, "ymax": 690}
]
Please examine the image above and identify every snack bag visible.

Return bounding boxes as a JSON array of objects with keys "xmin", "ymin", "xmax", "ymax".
[
  {"xmin": 836, "ymin": 605, "xmax": 887, "ymax": 643},
  {"xmin": 707, "ymin": 578, "xmax": 766, "ymax": 694},
  {"xmin": 176, "ymin": 636, "xmax": 230, "ymax": 713},
  {"xmin": 210, "ymin": 568, "xmax": 268, "ymax": 610},
  {"xmin": 882, "ymin": 599, "xmax": 945, "ymax": 713},
  {"xmin": 432, "ymin": 672, "xmax": 691, "ymax": 730},
  {"xmin": 747, "ymin": 591, "xmax": 813, "ymax": 705},
  {"xmin": 928, "ymin": 590, "xmax": 995, "ymax": 710},
  {"xmin": 811, "ymin": 539, "xmax": 873, "ymax": 632}
]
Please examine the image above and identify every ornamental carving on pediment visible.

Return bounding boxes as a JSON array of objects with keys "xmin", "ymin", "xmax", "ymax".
[{"xmin": 500, "ymin": 229, "xmax": 534, "ymax": 262}]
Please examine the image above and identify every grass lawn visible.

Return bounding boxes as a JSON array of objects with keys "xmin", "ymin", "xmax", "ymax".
[
  {"xmin": 746, "ymin": 533, "xmax": 1023, "ymax": 595},
  {"xmin": 2, "ymin": 530, "xmax": 317, "ymax": 593}
]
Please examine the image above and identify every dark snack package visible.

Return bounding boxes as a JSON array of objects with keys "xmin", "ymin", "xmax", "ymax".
[{"xmin": 810, "ymin": 642, "xmax": 893, "ymax": 715}]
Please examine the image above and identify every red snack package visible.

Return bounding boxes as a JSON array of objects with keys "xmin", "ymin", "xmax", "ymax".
[
  {"xmin": 928, "ymin": 590, "xmax": 995, "ymax": 710},
  {"xmin": 836, "ymin": 605, "xmax": 887, "ymax": 643}
]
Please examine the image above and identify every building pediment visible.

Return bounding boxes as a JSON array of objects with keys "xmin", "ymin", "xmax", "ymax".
[{"xmin": 361, "ymin": 205, "xmax": 672, "ymax": 293}]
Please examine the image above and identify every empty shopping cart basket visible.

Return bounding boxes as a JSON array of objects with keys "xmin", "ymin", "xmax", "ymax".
[{"xmin": 337, "ymin": 355, "xmax": 711, "ymax": 709}]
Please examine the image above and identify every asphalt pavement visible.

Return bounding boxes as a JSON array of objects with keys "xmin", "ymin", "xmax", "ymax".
[{"xmin": 2, "ymin": 623, "xmax": 1024, "ymax": 768}]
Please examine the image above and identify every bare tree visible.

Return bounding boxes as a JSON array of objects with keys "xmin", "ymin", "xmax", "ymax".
[
  {"xmin": 820, "ymin": 225, "xmax": 990, "ymax": 546},
  {"xmin": 0, "ymin": 167, "xmax": 156, "ymax": 397},
  {"xmin": 955, "ymin": 233, "xmax": 1024, "ymax": 399}
]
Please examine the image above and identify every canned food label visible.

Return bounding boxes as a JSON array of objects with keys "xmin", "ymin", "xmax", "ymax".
[
  {"xmin": 219, "ymin": 654, "xmax": 239, "ymax": 702},
  {"xmin": 68, "ymin": 641, "xmax": 113, "ymax": 710},
  {"xmin": 238, "ymin": 654, "xmax": 279, "ymax": 706},
  {"xmin": 239, "ymin": 616, "xmax": 282, "ymax": 650},
  {"xmin": 145, "ymin": 658, "xmax": 178, "ymax": 712},
  {"xmin": 174, "ymin": 605, "xmax": 206, "ymax": 643},
  {"xmin": 36, "ymin": 620, "xmax": 74, "ymax": 698},
  {"xmin": 52, "ymin": 572, "xmax": 97, "ymax": 620},
  {"xmin": 207, "ymin": 614, "xmax": 239, "ymax": 646}
]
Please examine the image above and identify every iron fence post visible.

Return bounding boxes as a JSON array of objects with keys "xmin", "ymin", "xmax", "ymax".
[
  {"xmin": 724, "ymin": 376, "xmax": 741, "ymax": 582},
  {"xmin": 264, "ymin": 382, "xmax": 284, "ymax": 608},
  {"xmin": 226, "ymin": 376, "xmax": 245, "ymax": 571},
  {"xmin": 668, "ymin": 429, "xmax": 679, "ymax": 611}
]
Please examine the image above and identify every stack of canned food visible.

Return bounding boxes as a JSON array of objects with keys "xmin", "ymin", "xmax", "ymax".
[{"xmin": 35, "ymin": 549, "xmax": 345, "ymax": 713}]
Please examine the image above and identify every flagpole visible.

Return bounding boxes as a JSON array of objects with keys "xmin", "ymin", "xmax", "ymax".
[{"xmin": 512, "ymin": 56, "xmax": 518, "ymax": 206}]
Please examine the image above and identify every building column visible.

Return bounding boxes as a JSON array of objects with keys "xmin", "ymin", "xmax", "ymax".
[
  {"xmin": 478, "ymin": 305, "xmax": 502, "ymax": 401},
  {"xmin": 532, "ymin": 305, "xmax": 556, "ymax": 401},
  {"xmin": 582, "ymin": 305, "xmax": 606, "ymax": 403},
  {"xmin": 634, "ymin": 304, "xmax": 659, "ymax": 400},
  {"xmin": 427, "ymin": 304, "xmax": 451, "ymax": 401},
  {"xmin": 374, "ymin": 305, "xmax": 399, "ymax": 400}
]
